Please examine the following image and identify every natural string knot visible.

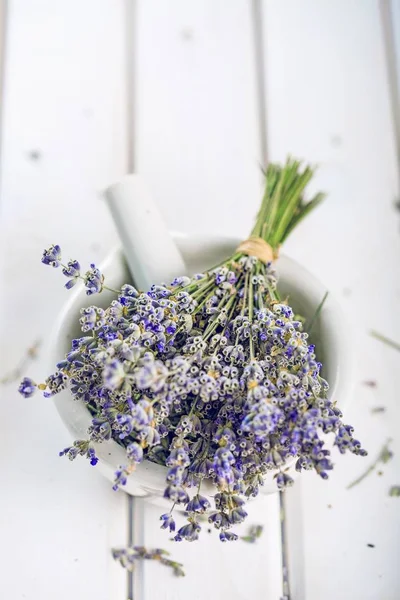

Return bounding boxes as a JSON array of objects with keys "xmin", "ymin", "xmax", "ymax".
[{"xmin": 237, "ymin": 237, "xmax": 279, "ymax": 263}]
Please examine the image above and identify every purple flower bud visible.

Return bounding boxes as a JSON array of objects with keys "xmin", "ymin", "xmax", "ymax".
[
  {"xmin": 62, "ymin": 259, "xmax": 81, "ymax": 289},
  {"xmin": 126, "ymin": 442, "xmax": 143, "ymax": 463},
  {"xmin": 186, "ymin": 494, "xmax": 210, "ymax": 513},
  {"xmin": 41, "ymin": 244, "xmax": 61, "ymax": 267},
  {"xmin": 113, "ymin": 465, "xmax": 131, "ymax": 491},
  {"xmin": 84, "ymin": 264, "xmax": 104, "ymax": 295},
  {"xmin": 160, "ymin": 513, "xmax": 175, "ymax": 532},
  {"xmin": 174, "ymin": 521, "xmax": 201, "ymax": 542},
  {"xmin": 276, "ymin": 472, "xmax": 295, "ymax": 490},
  {"xmin": 219, "ymin": 531, "xmax": 238, "ymax": 542},
  {"xmin": 18, "ymin": 377, "xmax": 37, "ymax": 398},
  {"xmin": 103, "ymin": 360, "xmax": 125, "ymax": 390}
]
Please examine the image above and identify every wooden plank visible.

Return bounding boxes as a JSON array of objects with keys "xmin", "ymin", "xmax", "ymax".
[
  {"xmin": 0, "ymin": 0, "xmax": 7, "ymax": 176},
  {"xmin": 262, "ymin": 1, "xmax": 400, "ymax": 598},
  {"xmin": 380, "ymin": 0, "xmax": 400, "ymax": 184},
  {"xmin": 134, "ymin": 1, "xmax": 283, "ymax": 598},
  {"xmin": 140, "ymin": 494, "xmax": 282, "ymax": 600},
  {"xmin": 0, "ymin": 1, "xmax": 128, "ymax": 598},
  {"xmin": 135, "ymin": 0, "xmax": 264, "ymax": 241}
]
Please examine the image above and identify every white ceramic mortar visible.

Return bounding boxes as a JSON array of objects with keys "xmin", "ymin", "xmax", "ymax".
[{"xmin": 49, "ymin": 234, "xmax": 351, "ymax": 503}]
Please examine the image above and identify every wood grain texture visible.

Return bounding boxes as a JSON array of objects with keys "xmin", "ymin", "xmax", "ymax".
[
  {"xmin": 263, "ymin": 1, "xmax": 400, "ymax": 598},
  {"xmin": 134, "ymin": 1, "xmax": 282, "ymax": 597},
  {"xmin": 0, "ymin": 1, "xmax": 127, "ymax": 599},
  {"xmin": 135, "ymin": 0, "xmax": 264, "ymax": 241}
]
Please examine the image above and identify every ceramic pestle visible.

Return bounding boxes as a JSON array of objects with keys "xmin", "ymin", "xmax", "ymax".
[{"xmin": 104, "ymin": 174, "xmax": 186, "ymax": 290}]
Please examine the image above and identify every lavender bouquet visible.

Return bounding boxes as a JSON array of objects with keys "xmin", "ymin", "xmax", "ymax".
[{"xmin": 20, "ymin": 158, "xmax": 366, "ymax": 542}]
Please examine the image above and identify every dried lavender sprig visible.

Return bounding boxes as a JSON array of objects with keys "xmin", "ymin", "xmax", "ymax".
[
  {"xmin": 370, "ymin": 330, "xmax": 400, "ymax": 352},
  {"xmin": 347, "ymin": 440, "xmax": 392, "ymax": 490},
  {"xmin": 41, "ymin": 245, "xmax": 119, "ymax": 294},
  {"xmin": 240, "ymin": 524, "xmax": 263, "ymax": 543},
  {"xmin": 112, "ymin": 546, "xmax": 185, "ymax": 577},
  {"xmin": 0, "ymin": 340, "xmax": 41, "ymax": 385}
]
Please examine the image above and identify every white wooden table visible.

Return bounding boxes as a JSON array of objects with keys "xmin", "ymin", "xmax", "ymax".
[{"xmin": 1, "ymin": 2, "xmax": 399, "ymax": 599}]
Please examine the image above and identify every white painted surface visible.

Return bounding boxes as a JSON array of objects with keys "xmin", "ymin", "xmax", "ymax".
[
  {"xmin": 0, "ymin": 1, "xmax": 399, "ymax": 599},
  {"xmin": 0, "ymin": 1, "xmax": 127, "ymax": 599},
  {"xmin": 263, "ymin": 2, "xmax": 400, "ymax": 599}
]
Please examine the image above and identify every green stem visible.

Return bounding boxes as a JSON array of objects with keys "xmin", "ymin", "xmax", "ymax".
[
  {"xmin": 103, "ymin": 284, "xmax": 121, "ymax": 294},
  {"xmin": 191, "ymin": 278, "xmax": 215, "ymax": 299},
  {"xmin": 347, "ymin": 440, "xmax": 392, "ymax": 490},
  {"xmin": 192, "ymin": 289, "xmax": 218, "ymax": 316},
  {"xmin": 248, "ymin": 273, "xmax": 255, "ymax": 360},
  {"xmin": 370, "ymin": 330, "xmax": 400, "ymax": 352},
  {"xmin": 307, "ymin": 291, "xmax": 329, "ymax": 334},
  {"xmin": 60, "ymin": 262, "xmax": 120, "ymax": 294},
  {"xmin": 235, "ymin": 271, "xmax": 249, "ymax": 346},
  {"xmin": 250, "ymin": 158, "xmax": 325, "ymax": 251},
  {"xmin": 203, "ymin": 294, "xmax": 238, "ymax": 341}
]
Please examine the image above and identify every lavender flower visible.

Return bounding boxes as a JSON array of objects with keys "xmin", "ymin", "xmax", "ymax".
[
  {"xmin": 59, "ymin": 440, "xmax": 98, "ymax": 465},
  {"xmin": 103, "ymin": 359, "xmax": 126, "ymax": 390},
  {"xmin": 62, "ymin": 259, "xmax": 81, "ymax": 289},
  {"xmin": 41, "ymin": 244, "xmax": 61, "ymax": 268},
  {"xmin": 160, "ymin": 513, "xmax": 176, "ymax": 532},
  {"xmin": 186, "ymin": 494, "xmax": 210, "ymax": 513},
  {"xmin": 88, "ymin": 417, "xmax": 112, "ymax": 441},
  {"xmin": 126, "ymin": 442, "xmax": 144, "ymax": 463},
  {"xmin": 84, "ymin": 264, "xmax": 104, "ymax": 295},
  {"xmin": 219, "ymin": 531, "xmax": 238, "ymax": 542},
  {"xmin": 18, "ymin": 376, "xmax": 37, "ymax": 398},
  {"xmin": 113, "ymin": 465, "xmax": 132, "ymax": 491},
  {"xmin": 276, "ymin": 472, "xmax": 294, "ymax": 490},
  {"xmin": 80, "ymin": 306, "xmax": 106, "ymax": 332},
  {"xmin": 44, "ymin": 371, "xmax": 68, "ymax": 396},
  {"xmin": 174, "ymin": 521, "xmax": 201, "ymax": 542},
  {"xmin": 164, "ymin": 484, "xmax": 189, "ymax": 504}
]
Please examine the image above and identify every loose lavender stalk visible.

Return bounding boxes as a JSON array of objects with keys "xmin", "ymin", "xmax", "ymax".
[
  {"xmin": 112, "ymin": 546, "xmax": 185, "ymax": 577},
  {"xmin": 20, "ymin": 158, "xmax": 366, "ymax": 543}
]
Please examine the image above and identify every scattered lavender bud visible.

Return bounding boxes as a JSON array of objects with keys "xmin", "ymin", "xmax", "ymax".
[
  {"xmin": 112, "ymin": 546, "xmax": 185, "ymax": 577},
  {"xmin": 1, "ymin": 340, "xmax": 41, "ymax": 385},
  {"xmin": 18, "ymin": 376, "xmax": 37, "ymax": 398},
  {"xmin": 371, "ymin": 407, "xmax": 386, "ymax": 414},
  {"xmin": 241, "ymin": 524, "xmax": 264, "ymax": 543},
  {"xmin": 363, "ymin": 380, "xmax": 377, "ymax": 388},
  {"xmin": 347, "ymin": 440, "xmax": 391, "ymax": 489}
]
